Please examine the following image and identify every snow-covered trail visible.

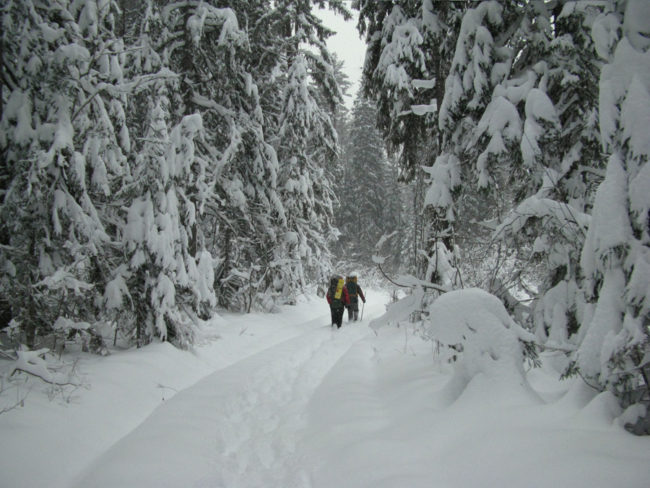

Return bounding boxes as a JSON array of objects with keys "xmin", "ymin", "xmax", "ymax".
[
  {"xmin": 72, "ymin": 301, "xmax": 384, "ymax": 488},
  {"xmin": 3, "ymin": 291, "xmax": 650, "ymax": 488}
]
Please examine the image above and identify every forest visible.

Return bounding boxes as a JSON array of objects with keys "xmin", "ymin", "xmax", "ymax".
[{"xmin": 1, "ymin": 0, "xmax": 649, "ymax": 436}]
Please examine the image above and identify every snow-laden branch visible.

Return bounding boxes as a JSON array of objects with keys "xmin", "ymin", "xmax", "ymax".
[
  {"xmin": 8, "ymin": 349, "xmax": 81, "ymax": 387},
  {"xmin": 373, "ymin": 258, "xmax": 449, "ymax": 294},
  {"xmin": 493, "ymin": 195, "xmax": 591, "ymax": 242},
  {"xmin": 71, "ymin": 70, "xmax": 178, "ymax": 122}
]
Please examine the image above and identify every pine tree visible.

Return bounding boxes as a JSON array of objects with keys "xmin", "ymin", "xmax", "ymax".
[
  {"xmin": 356, "ymin": 0, "xmax": 468, "ymax": 283},
  {"xmin": 144, "ymin": 1, "xmax": 286, "ymax": 312},
  {"xmin": 261, "ymin": 0, "xmax": 349, "ymax": 299},
  {"xmin": 1, "ymin": 0, "xmax": 129, "ymax": 349},
  {"xmin": 335, "ymin": 94, "xmax": 404, "ymax": 271},
  {"xmin": 357, "ymin": 0, "xmax": 448, "ymax": 178},
  {"xmin": 114, "ymin": 93, "xmax": 216, "ymax": 347},
  {"xmin": 477, "ymin": 2, "xmax": 606, "ymax": 345},
  {"xmin": 574, "ymin": 0, "xmax": 650, "ymax": 407}
]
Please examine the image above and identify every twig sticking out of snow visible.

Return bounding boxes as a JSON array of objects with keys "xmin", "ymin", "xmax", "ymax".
[{"xmin": 8, "ymin": 349, "xmax": 80, "ymax": 387}]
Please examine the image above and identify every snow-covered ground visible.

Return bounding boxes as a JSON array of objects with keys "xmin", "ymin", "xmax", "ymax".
[{"xmin": 1, "ymin": 291, "xmax": 649, "ymax": 488}]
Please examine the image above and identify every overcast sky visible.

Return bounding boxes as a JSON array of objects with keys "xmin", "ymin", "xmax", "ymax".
[{"xmin": 316, "ymin": 7, "xmax": 366, "ymax": 108}]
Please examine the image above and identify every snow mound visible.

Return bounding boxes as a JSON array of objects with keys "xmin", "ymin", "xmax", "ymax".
[{"xmin": 428, "ymin": 288, "xmax": 540, "ymax": 406}]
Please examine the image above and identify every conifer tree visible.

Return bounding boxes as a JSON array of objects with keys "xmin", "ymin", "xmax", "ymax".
[
  {"xmin": 335, "ymin": 94, "xmax": 404, "ymax": 270},
  {"xmin": 478, "ymin": 2, "xmax": 606, "ymax": 344},
  {"xmin": 261, "ymin": 0, "xmax": 349, "ymax": 298},
  {"xmin": 114, "ymin": 93, "xmax": 216, "ymax": 347},
  {"xmin": 144, "ymin": 1, "xmax": 286, "ymax": 311},
  {"xmin": 574, "ymin": 0, "xmax": 650, "ymax": 406},
  {"xmin": 356, "ymin": 0, "xmax": 468, "ymax": 283},
  {"xmin": 1, "ymin": 0, "xmax": 129, "ymax": 348}
]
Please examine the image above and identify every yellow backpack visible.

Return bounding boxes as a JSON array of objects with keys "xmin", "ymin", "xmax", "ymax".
[
  {"xmin": 334, "ymin": 278, "xmax": 344, "ymax": 299},
  {"xmin": 329, "ymin": 277, "xmax": 345, "ymax": 305}
]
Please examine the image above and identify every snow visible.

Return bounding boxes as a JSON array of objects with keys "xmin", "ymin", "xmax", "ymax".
[
  {"xmin": 591, "ymin": 13, "xmax": 620, "ymax": 60},
  {"xmin": 495, "ymin": 195, "xmax": 590, "ymax": 243},
  {"xmin": 599, "ymin": 38, "xmax": 650, "ymax": 150},
  {"xmin": 412, "ymin": 79, "xmax": 435, "ymax": 90},
  {"xmin": 621, "ymin": 76, "xmax": 650, "ymax": 160},
  {"xmin": 427, "ymin": 288, "xmax": 539, "ymax": 405},
  {"xmin": 522, "ymin": 88, "xmax": 560, "ymax": 167},
  {"xmin": 472, "ymin": 95, "xmax": 521, "ymax": 186},
  {"xmin": 410, "ymin": 102, "xmax": 437, "ymax": 115},
  {"xmin": 439, "ymin": 1, "xmax": 502, "ymax": 127},
  {"xmin": 103, "ymin": 271, "xmax": 129, "ymax": 309},
  {"xmin": 423, "ymin": 153, "xmax": 461, "ymax": 221},
  {"xmin": 580, "ymin": 152, "xmax": 633, "ymax": 278},
  {"xmin": 1, "ymin": 292, "xmax": 649, "ymax": 488},
  {"xmin": 624, "ymin": 0, "xmax": 650, "ymax": 51},
  {"xmin": 577, "ymin": 268, "xmax": 626, "ymax": 380},
  {"xmin": 184, "ymin": 6, "xmax": 244, "ymax": 48},
  {"xmin": 630, "ymin": 158, "xmax": 650, "ymax": 231}
]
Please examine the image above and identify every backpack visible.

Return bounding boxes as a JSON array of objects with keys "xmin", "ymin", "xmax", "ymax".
[
  {"xmin": 328, "ymin": 277, "xmax": 345, "ymax": 308},
  {"xmin": 346, "ymin": 277, "xmax": 358, "ymax": 298}
]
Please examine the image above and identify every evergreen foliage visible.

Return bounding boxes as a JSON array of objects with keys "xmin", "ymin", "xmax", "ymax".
[
  {"xmin": 334, "ymin": 94, "xmax": 405, "ymax": 272},
  {"xmin": 355, "ymin": 0, "xmax": 650, "ymax": 415},
  {"xmin": 1, "ymin": 0, "xmax": 130, "ymax": 349},
  {"xmin": 0, "ymin": 0, "xmax": 347, "ymax": 347},
  {"xmin": 574, "ymin": 0, "xmax": 650, "ymax": 407}
]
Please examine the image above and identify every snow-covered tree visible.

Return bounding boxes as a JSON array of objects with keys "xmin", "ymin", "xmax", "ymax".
[
  {"xmin": 357, "ymin": 0, "xmax": 457, "ymax": 178},
  {"xmin": 275, "ymin": 52, "xmax": 337, "ymax": 296},
  {"xmin": 418, "ymin": 1, "xmax": 609, "ymax": 344},
  {"xmin": 115, "ymin": 97, "xmax": 216, "ymax": 347},
  {"xmin": 142, "ymin": 1, "xmax": 285, "ymax": 312},
  {"xmin": 357, "ymin": 0, "xmax": 649, "ymax": 420},
  {"xmin": 1, "ymin": 0, "xmax": 130, "ymax": 349},
  {"xmin": 253, "ymin": 0, "xmax": 349, "ymax": 301},
  {"xmin": 357, "ymin": 0, "xmax": 469, "ymax": 284},
  {"xmin": 574, "ymin": 0, "xmax": 650, "ymax": 407},
  {"xmin": 477, "ymin": 2, "xmax": 607, "ymax": 347},
  {"xmin": 334, "ymin": 94, "xmax": 405, "ymax": 271}
]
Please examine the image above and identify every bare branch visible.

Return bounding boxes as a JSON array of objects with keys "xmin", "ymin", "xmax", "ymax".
[{"xmin": 9, "ymin": 367, "xmax": 80, "ymax": 387}]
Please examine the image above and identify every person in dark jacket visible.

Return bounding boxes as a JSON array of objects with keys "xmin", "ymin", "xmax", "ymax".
[
  {"xmin": 345, "ymin": 274, "xmax": 366, "ymax": 322},
  {"xmin": 326, "ymin": 275, "xmax": 350, "ymax": 328}
]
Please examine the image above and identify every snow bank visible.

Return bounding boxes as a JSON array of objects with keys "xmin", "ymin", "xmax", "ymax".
[
  {"xmin": 428, "ymin": 288, "xmax": 540, "ymax": 405},
  {"xmin": 300, "ymin": 320, "xmax": 650, "ymax": 488}
]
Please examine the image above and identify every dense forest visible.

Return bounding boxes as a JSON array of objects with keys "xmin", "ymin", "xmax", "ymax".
[
  {"xmin": 1, "ymin": 0, "xmax": 648, "ymax": 425},
  {"xmin": 1, "ymin": 0, "xmax": 352, "ymax": 348}
]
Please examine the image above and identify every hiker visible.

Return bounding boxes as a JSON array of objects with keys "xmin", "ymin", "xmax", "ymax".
[
  {"xmin": 345, "ymin": 274, "xmax": 366, "ymax": 322},
  {"xmin": 326, "ymin": 275, "xmax": 350, "ymax": 329}
]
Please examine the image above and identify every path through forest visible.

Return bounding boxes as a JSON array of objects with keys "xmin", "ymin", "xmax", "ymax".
[
  {"xmin": 2, "ymin": 292, "xmax": 649, "ymax": 488},
  {"xmin": 72, "ymin": 317, "xmax": 374, "ymax": 487}
]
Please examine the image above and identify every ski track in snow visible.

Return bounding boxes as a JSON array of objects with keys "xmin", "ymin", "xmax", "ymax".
[{"xmin": 73, "ymin": 321, "xmax": 371, "ymax": 488}]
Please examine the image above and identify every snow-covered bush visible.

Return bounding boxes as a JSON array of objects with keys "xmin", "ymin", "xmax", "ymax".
[
  {"xmin": 428, "ymin": 288, "xmax": 538, "ymax": 403},
  {"xmin": 494, "ymin": 195, "xmax": 591, "ymax": 346}
]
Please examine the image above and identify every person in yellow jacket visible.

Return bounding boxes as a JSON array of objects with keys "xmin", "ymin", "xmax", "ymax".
[{"xmin": 326, "ymin": 275, "xmax": 350, "ymax": 328}]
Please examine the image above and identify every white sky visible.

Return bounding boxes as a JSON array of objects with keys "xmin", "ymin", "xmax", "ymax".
[{"xmin": 316, "ymin": 7, "xmax": 366, "ymax": 108}]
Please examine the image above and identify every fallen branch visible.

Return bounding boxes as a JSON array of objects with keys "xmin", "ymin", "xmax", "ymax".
[
  {"xmin": 0, "ymin": 349, "xmax": 17, "ymax": 361},
  {"xmin": 8, "ymin": 349, "xmax": 81, "ymax": 387},
  {"xmin": 9, "ymin": 367, "xmax": 79, "ymax": 386},
  {"xmin": 0, "ymin": 402, "xmax": 23, "ymax": 415}
]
